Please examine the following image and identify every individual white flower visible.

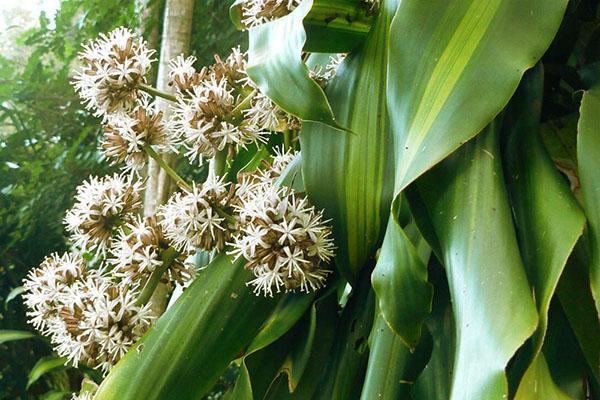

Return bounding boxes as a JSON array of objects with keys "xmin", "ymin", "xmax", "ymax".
[
  {"xmin": 243, "ymin": 92, "xmax": 286, "ymax": 132},
  {"xmin": 72, "ymin": 27, "xmax": 155, "ymax": 119},
  {"xmin": 64, "ymin": 174, "xmax": 143, "ymax": 252},
  {"xmin": 168, "ymin": 54, "xmax": 201, "ymax": 92},
  {"xmin": 72, "ymin": 392, "xmax": 93, "ymax": 400},
  {"xmin": 240, "ymin": 0, "xmax": 302, "ymax": 29},
  {"xmin": 102, "ymin": 99, "xmax": 172, "ymax": 172},
  {"xmin": 109, "ymin": 215, "xmax": 196, "ymax": 287},
  {"xmin": 229, "ymin": 184, "xmax": 335, "ymax": 296},
  {"xmin": 158, "ymin": 173, "xmax": 235, "ymax": 254}
]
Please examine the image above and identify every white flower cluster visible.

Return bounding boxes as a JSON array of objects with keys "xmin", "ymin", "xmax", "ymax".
[
  {"xmin": 110, "ymin": 215, "xmax": 196, "ymax": 288},
  {"xmin": 158, "ymin": 173, "xmax": 235, "ymax": 254},
  {"xmin": 230, "ymin": 184, "xmax": 335, "ymax": 296},
  {"xmin": 64, "ymin": 174, "xmax": 143, "ymax": 253},
  {"xmin": 169, "ymin": 48, "xmax": 294, "ymax": 164},
  {"xmin": 102, "ymin": 97, "xmax": 172, "ymax": 172},
  {"xmin": 73, "ymin": 27, "xmax": 155, "ymax": 119},
  {"xmin": 23, "ymin": 253, "xmax": 154, "ymax": 373},
  {"xmin": 240, "ymin": 0, "xmax": 302, "ymax": 29}
]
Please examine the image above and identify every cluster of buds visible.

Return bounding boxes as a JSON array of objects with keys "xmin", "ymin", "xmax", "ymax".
[{"xmin": 23, "ymin": 253, "xmax": 153, "ymax": 373}]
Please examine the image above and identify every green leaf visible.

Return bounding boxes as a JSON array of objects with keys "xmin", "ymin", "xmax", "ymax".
[
  {"xmin": 412, "ymin": 125, "xmax": 538, "ymax": 399},
  {"xmin": 4, "ymin": 285, "xmax": 24, "ymax": 306},
  {"xmin": 578, "ymin": 82, "xmax": 600, "ymax": 317},
  {"xmin": 230, "ymin": 0, "xmax": 371, "ymax": 52},
  {"xmin": 502, "ymin": 66, "xmax": 585, "ymax": 397},
  {"xmin": 0, "ymin": 330, "xmax": 36, "ymax": 344},
  {"xmin": 371, "ymin": 198, "xmax": 433, "ymax": 349},
  {"xmin": 40, "ymin": 391, "xmax": 70, "ymax": 400},
  {"xmin": 514, "ymin": 355, "xmax": 572, "ymax": 400},
  {"xmin": 27, "ymin": 356, "xmax": 67, "ymax": 389},
  {"xmin": 94, "ymin": 254, "xmax": 277, "ymax": 400},
  {"xmin": 387, "ymin": 0, "xmax": 568, "ymax": 193},
  {"xmin": 359, "ymin": 311, "xmax": 432, "ymax": 399},
  {"xmin": 300, "ymin": 0, "xmax": 397, "ymax": 283},
  {"xmin": 556, "ymin": 242, "xmax": 600, "ymax": 382},
  {"xmin": 246, "ymin": 0, "xmax": 341, "ymax": 128},
  {"xmin": 314, "ymin": 275, "xmax": 375, "ymax": 400}
]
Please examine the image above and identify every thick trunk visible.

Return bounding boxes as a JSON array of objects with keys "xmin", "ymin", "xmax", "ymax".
[
  {"xmin": 144, "ymin": 0, "xmax": 195, "ymax": 216},
  {"xmin": 142, "ymin": 0, "xmax": 195, "ymax": 315}
]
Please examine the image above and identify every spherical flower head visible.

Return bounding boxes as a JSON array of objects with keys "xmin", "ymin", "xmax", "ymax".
[
  {"xmin": 229, "ymin": 184, "xmax": 335, "ymax": 297},
  {"xmin": 109, "ymin": 215, "xmax": 196, "ymax": 287},
  {"xmin": 72, "ymin": 27, "xmax": 155, "ymax": 119},
  {"xmin": 172, "ymin": 74, "xmax": 269, "ymax": 164},
  {"xmin": 240, "ymin": 0, "xmax": 302, "ymax": 29},
  {"xmin": 64, "ymin": 173, "xmax": 143, "ymax": 252},
  {"xmin": 23, "ymin": 252, "xmax": 89, "ymax": 333},
  {"xmin": 102, "ymin": 99, "xmax": 172, "ymax": 172},
  {"xmin": 158, "ymin": 173, "xmax": 235, "ymax": 254}
]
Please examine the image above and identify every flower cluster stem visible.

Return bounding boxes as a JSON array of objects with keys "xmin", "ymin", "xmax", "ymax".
[
  {"xmin": 136, "ymin": 247, "xmax": 178, "ymax": 306},
  {"xmin": 138, "ymin": 83, "xmax": 178, "ymax": 103},
  {"xmin": 143, "ymin": 144, "xmax": 192, "ymax": 191}
]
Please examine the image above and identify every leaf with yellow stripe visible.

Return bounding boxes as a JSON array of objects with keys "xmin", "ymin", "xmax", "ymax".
[{"xmin": 387, "ymin": 0, "xmax": 568, "ymax": 193}]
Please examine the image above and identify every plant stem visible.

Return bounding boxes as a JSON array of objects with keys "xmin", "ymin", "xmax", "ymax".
[
  {"xmin": 143, "ymin": 144, "xmax": 192, "ymax": 191},
  {"xmin": 138, "ymin": 83, "xmax": 178, "ymax": 103},
  {"xmin": 230, "ymin": 89, "xmax": 257, "ymax": 123},
  {"xmin": 209, "ymin": 149, "xmax": 228, "ymax": 176},
  {"xmin": 136, "ymin": 247, "xmax": 178, "ymax": 306}
]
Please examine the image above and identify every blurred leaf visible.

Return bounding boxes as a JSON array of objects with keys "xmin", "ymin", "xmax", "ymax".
[
  {"xmin": 412, "ymin": 125, "xmax": 538, "ymax": 398},
  {"xmin": 4, "ymin": 285, "xmax": 24, "ymax": 307},
  {"xmin": 27, "ymin": 356, "xmax": 67, "ymax": 389},
  {"xmin": 40, "ymin": 390, "xmax": 70, "ymax": 400},
  {"xmin": 300, "ymin": 0, "xmax": 397, "ymax": 283},
  {"xmin": 578, "ymin": 82, "xmax": 600, "ymax": 317},
  {"xmin": 387, "ymin": 0, "xmax": 568, "ymax": 194},
  {"xmin": 0, "ymin": 330, "xmax": 36, "ymax": 344}
]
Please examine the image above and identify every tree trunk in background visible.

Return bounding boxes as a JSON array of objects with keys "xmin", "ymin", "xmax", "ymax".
[
  {"xmin": 144, "ymin": 0, "xmax": 195, "ymax": 217},
  {"xmin": 143, "ymin": 0, "xmax": 195, "ymax": 314}
]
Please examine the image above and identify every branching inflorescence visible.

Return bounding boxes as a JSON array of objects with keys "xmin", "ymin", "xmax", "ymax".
[{"xmin": 23, "ymin": 24, "xmax": 337, "ymax": 380}]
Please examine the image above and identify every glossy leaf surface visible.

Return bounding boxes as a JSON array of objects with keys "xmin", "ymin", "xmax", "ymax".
[
  {"xmin": 414, "ymin": 126, "xmax": 538, "ymax": 399},
  {"xmin": 387, "ymin": 0, "xmax": 568, "ymax": 193}
]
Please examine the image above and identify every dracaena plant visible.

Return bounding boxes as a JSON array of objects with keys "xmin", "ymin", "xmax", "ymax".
[{"xmin": 22, "ymin": 0, "xmax": 600, "ymax": 399}]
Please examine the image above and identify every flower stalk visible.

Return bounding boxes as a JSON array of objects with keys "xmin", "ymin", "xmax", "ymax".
[
  {"xmin": 136, "ymin": 247, "xmax": 179, "ymax": 306},
  {"xmin": 143, "ymin": 144, "xmax": 191, "ymax": 191},
  {"xmin": 138, "ymin": 83, "xmax": 178, "ymax": 103}
]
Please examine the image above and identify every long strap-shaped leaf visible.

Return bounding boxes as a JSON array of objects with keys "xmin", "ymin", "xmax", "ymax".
[
  {"xmin": 578, "ymin": 83, "xmax": 600, "ymax": 318},
  {"xmin": 413, "ymin": 125, "xmax": 538, "ymax": 399},
  {"xmin": 246, "ymin": 0, "xmax": 340, "ymax": 129},
  {"xmin": 371, "ymin": 200, "xmax": 433, "ymax": 349},
  {"xmin": 502, "ymin": 66, "xmax": 585, "ymax": 398},
  {"xmin": 300, "ymin": 0, "xmax": 396, "ymax": 283},
  {"xmin": 387, "ymin": 0, "xmax": 568, "ymax": 194},
  {"xmin": 94, "ymin": 255, "xmax": 276, "ymax": 400}
]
